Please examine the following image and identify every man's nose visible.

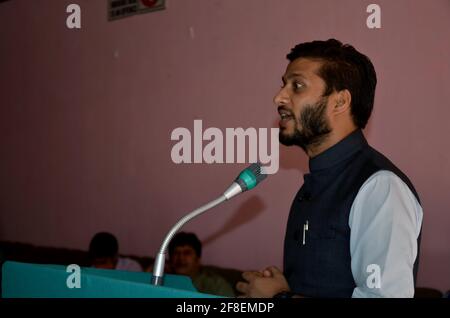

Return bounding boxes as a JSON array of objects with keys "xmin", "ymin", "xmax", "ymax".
[{"xmin": 273, "ymin": 87, "xmax": 289, "ymax": 106}]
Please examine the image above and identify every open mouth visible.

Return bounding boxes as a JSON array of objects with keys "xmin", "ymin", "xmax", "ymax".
[{"xmin": 278, "ymin": 108, "xmax": 294, "ymax": 124}]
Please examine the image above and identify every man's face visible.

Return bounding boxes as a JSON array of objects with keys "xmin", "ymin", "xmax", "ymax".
[
  {"xmin": 170, "ymin": 245, "xmax": 201, "ymax": 277},
  {"xmin": 274, "ymin": 58, "xmax": 332, "ymax": 151},
  {"xmin": 92, "ymin": 257, "xmax": 117, "ymax": 270}
]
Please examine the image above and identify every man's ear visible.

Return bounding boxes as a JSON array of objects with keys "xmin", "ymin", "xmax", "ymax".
[{"xmin": 333, "ymin": 89, "xmax": 352, "ymax": 115}]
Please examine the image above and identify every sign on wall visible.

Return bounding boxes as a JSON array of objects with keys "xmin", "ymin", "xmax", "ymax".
[{"xmin": 108, "ymin": 0, "xmax": 165, "ymax": 21}]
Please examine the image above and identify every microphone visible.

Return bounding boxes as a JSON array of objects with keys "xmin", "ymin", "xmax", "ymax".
[
  {"xmin": 223, "ymin": 162, "xmax": 267, "ymax": 200},
  {"xmin": 151, "ymin": 163, "xmax": 268, "ymax": 286}
]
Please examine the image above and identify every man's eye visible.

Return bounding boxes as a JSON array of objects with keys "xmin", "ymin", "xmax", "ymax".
[{"xmin": 294, "ymin": 82, "xmax": 304, "ymax": 90}]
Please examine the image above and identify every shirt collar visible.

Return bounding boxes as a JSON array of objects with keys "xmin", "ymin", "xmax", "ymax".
[{"xmin": 309, "ymin": 129, "xmax": 367, "ymax": 173}]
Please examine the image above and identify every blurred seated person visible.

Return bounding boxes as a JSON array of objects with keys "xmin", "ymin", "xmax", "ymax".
[
  {"xmin": 168, "ymin": 232, "xmax": 235, "ymax": 297},
  {"xmin": 89, "ymin": 232, "xmax": 142, "ymax": 272}
]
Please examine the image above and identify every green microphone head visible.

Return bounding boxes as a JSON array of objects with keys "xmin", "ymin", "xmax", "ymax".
[{"xmin": 235, "ymin": 163, "xmax": 267, "ymax": 191}]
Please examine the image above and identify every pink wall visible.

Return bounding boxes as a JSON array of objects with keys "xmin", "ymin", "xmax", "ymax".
[{"xmin": 1, "ymin": 0, "xmax": 449, "ymax": 291}]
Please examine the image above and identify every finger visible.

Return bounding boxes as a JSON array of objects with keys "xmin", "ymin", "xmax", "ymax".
[
  {"xmin": 262, "ymin": 269, "xmax": 273, "ymax": 277},
  {"xmin": 242, "ymin": 271, "xmax": 260, "ymax": 282},
  {"xmin": 266, "ymin": 266, "xmax": 283, "ymax": 276},
  {"xmin": 236, "ymin": 281, "xmax": 249, "ymax": 294}
]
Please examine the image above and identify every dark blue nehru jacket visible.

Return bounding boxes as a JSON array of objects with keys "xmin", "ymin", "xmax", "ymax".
[{"xmin": 283, "ymin": 129, "xmax": 421, "ymax": 298}]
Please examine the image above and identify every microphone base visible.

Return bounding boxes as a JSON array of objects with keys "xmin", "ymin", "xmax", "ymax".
[{"xmin": 151, "ymin": 275, "xmax": 164, "ymax": 286}]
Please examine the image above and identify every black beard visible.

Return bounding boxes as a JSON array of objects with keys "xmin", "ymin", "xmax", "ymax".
[{"xmin": 279, "ymin": 97, "xmax": 331, "ymax": 151}]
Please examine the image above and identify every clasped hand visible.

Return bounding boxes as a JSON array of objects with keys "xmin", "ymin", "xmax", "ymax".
[{"xmin": 236, "ymin": 266, "xmax": 290, "ymax": 298}]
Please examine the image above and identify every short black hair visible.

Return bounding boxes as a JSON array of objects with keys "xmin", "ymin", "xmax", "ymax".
[
  {"xmin": 286, "ymin": 39, "xmax": 377, "ymax": 129},
  {"xmin": 89, "ymin": 232, "xmax": 119, "ymax": 259},
  {"xmin": 168, "ymin": 232, "xmax": 202, "ymax": 258}
]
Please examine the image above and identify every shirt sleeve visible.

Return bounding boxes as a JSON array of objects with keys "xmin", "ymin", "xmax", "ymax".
[{"xmin": 349, "ymin": 170, "xmax": 423, "ymax": 298}]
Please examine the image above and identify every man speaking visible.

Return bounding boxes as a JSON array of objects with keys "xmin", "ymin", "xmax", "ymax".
[{"xmin": 237, "ymin": 39, "xmax": 423, "ymax": 298}]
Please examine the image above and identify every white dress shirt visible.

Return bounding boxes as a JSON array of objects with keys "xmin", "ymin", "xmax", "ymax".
[
  {"xmin": 115, "ymin": 257, "xmax": 142, "ymax": 272},
  {"xmin": 349, "ymin": 170, "xmax": 423, "ymax": 298}
]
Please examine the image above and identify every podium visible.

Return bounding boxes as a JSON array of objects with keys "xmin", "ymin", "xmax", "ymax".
[{"xmin": 2, "ymin": 261, "xmax": 221, "ymax": 298}]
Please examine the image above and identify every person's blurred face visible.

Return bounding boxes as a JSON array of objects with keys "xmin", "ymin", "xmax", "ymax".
[
  {"xmin": 170, "ymin": 245, "xmax": 200, "ymax": 278},
  {"xmin": 92, "ymin": 257, "xmax": 117, "ymax": 269}
]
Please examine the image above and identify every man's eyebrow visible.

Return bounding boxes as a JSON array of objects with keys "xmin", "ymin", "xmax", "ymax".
[{"xmin": 282, "ymin": 73, "xmax": 308, "ymax": 81}]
